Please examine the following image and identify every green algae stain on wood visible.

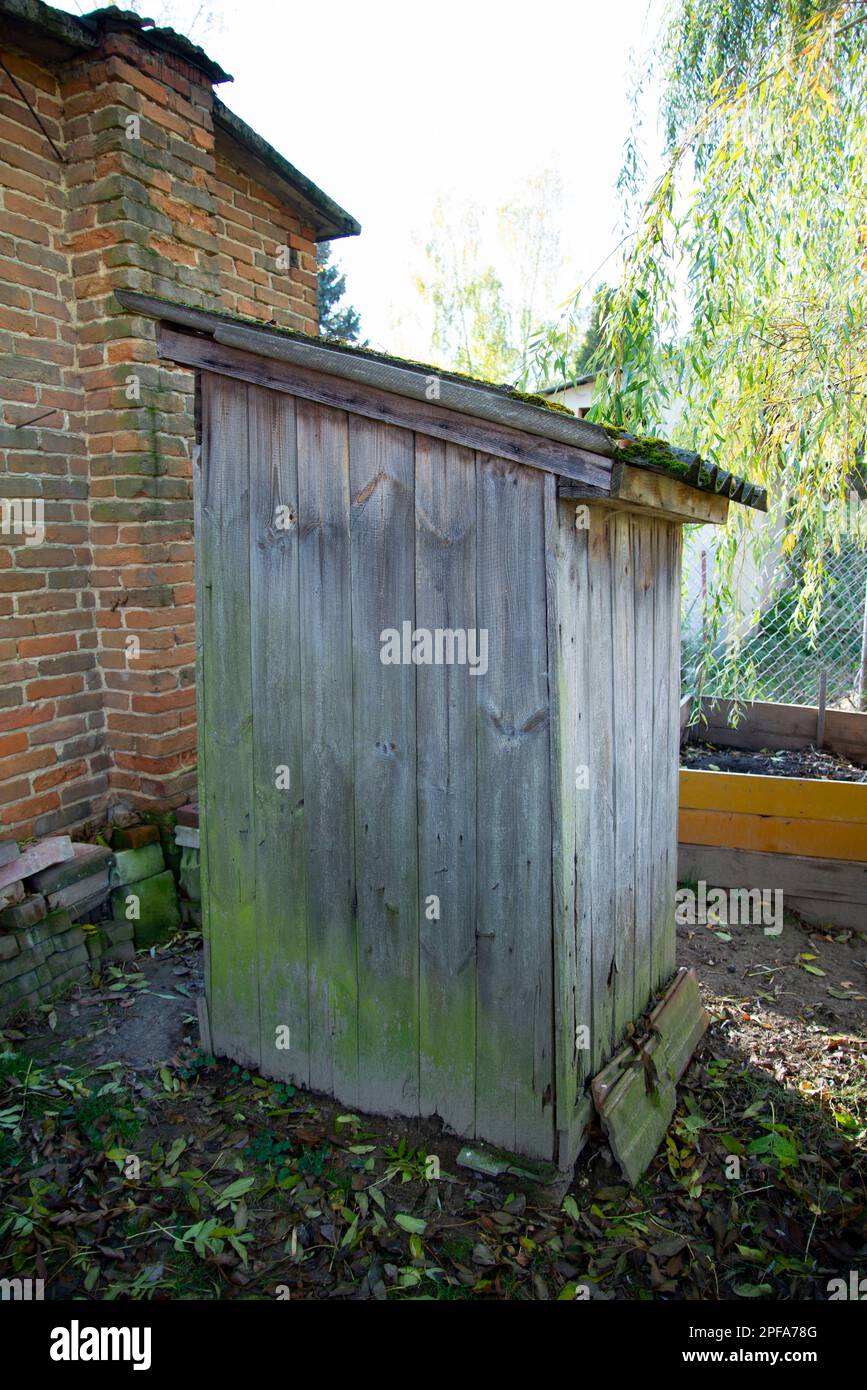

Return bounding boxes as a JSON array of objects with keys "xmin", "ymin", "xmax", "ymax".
[
  {"xmin": 248, "ymin": 385, "xmax": 310, "ymax": 1088},
  {"xmin": 349, "ymin": 415, "xmax": 420, "ymax": 1116},
  {"xmin": 415, "ymin": 436, "xmax": 478, "ymax": 1136},
  {"xmin": 195, "ymin": 368, "xmax": 689, "ymax": 1171},
  {"xmin": 474, "ymin": 455, "xmax": 555, "ymax": 1161},
  {"xmin": 297, "ymin": 398, "xmax": 359, "ymax": 1106},
  {"xmin": 199, "ymin": 373, "xmax": 259, "ymax": 1068}
]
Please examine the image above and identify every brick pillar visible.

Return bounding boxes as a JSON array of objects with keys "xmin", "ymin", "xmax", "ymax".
[
  {"xmin": 0, "ymin": 43, "xmax": 105, "ymax": 840},
  {"xmin": 2, "ymin": 13, "xmax": 327, "ymax": 841},
  {"xmin": 60, "ymin": 28, "xmax": 222, "ymax": 814}
]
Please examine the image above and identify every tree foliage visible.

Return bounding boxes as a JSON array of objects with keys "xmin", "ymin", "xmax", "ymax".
[
  {"xmin": 572, "ymin": 283, "xmax": 615, "ymax": 376},
  {"xmin": 556, "ymin": 1, "xmax": 867, "ymax": 698},
  {"xmin": 415, "ymin": 177, "xmax": 564, "ymax": 385},
  {"xmin": 415, "ymin": 203, "xmax": 516, "ymax": 381},
  {"xmin": 317, "ymin": 244, "xmax": 364, "ymax": 343}
]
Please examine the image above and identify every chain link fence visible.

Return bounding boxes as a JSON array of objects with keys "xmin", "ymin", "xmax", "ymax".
[{"xmin": 682, "ymin": 536, "xmax": 867, "ymax": 711}]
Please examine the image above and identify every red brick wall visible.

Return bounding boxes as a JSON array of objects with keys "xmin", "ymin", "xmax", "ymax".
[
  {"xmin": 61, "ymin": 27, "xmax": 220, "ymax": 819},
  {"xmin": 0, "ymin": 46, "xmax": 101, "ymax": 841},
  {"xmin": 0, "ymin": 24, "xmax": 320, "ymax": 840},
  {"xmin": 213, "ymin": 148, "xmax": 318, "ymax": 334}
]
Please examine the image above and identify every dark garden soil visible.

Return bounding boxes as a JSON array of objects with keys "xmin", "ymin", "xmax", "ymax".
[
  {"xmin": 1, "ymin": 922, "xmax": 864, "ymax": 1302},
  {"xmin": 681, "ymin": 740, "xmax": 867, "ymax": 781}
]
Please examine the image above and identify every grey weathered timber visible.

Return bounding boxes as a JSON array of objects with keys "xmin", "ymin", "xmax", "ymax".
[
  {"xmin": 571, "ymin": 517, "xmax": 594, "ymax": 1097},
  {"xmin": 632, "ymin": 517, "xmax": 656, "ymax": 1018},
  {"xmin": 587, "ymin": 510, "xmax": 617, "ymax": 1071},
  {"xmin": 349, "ymin": 415, "xmax": 420, "ymax": 1115},
  {"xmin": 591, "ymin": 968, "xmax": 708, "ymax": 1185},
  {"xmin": 216, "ymin": 323, "xmax": 606, "ymax": 454},
  {"xmin": 545, "ymin": 480, "xmax": 578, "ymax": 1158},
  {"xmin": 677, "ymin": 844, "xmax": 867, "ymax": 933},
  {"xmin": 192, "ymin": 438, "xmax": 211, "ymax": 997},
  {"xmin": 561, "ymin": 464, "xmax": 730, "ymax": 525},
  {"xmin": 594, "ymin": 1034, "xmax": 677, "ymax": 1186},
  {"xmin": 123, "ymin": 291, "xmax": 767, "ymax": 511},
  {"xmin": 415, "ymin": 436, "xmax": 477, "ymax": 1136},
  {"xmin": 296, "ymin": 399, "xmax": 359, "ymax": 1105},
  {"xmin": 475, "ymin": 455, "xmax": 553, "ymax": 1159},
  {"xmin": 155, "ymin": 322, "xmax": 612, "ymax": 493},
  {"xmin": 155, "ymin": 296, "xmax": 741, "ymax": 1170},
  {"xmin": 649, "ymin": 968, "xmax": 709, "ymax": 1085},
  {"xmin": 684, "ymin": 697, "xmax": 867, "ymax": 767},
  {"xmin": 611, "ymin": 511, "xmax": 637, "ymax": 1042},
  {"xmin": 199, "ymin": 373, "xmax": 258, "ymax": 1067},
  {"xmin": 545, "ymin": 483, "xmax": 592, "ymax": 1160},
  {"xmin": 663, "ymin": 525, "xmax": 683, "ymax": 980},
  {"xmin": 647, "ymin": 522, "xmax": 675, "ymax": 989},
  {"xmin": 248, "ymin": 385, "xmax": 309, "ymax": 1086},
  {"xmin": 131, "ymin": 290, "xmax": 626, "ymax": 457}
]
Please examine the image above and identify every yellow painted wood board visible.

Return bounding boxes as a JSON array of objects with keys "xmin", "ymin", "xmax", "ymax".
[
  {"xmin": 678, "ymin": 807, "xmax": 867, "ymax": 862},
  {"xmin": 679, "ymin": 768, "xmax": 867, "ymax": 825}
]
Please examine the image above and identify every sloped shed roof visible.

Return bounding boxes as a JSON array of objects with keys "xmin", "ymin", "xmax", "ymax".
[{"xmin": 117, "ymin": 290, "xmax": 767, "ymax": 523}]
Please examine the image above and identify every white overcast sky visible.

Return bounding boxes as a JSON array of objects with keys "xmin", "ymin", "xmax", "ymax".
[{"xmin": 58, "ymin": 0, "xmax": 665, "ymax": 356}]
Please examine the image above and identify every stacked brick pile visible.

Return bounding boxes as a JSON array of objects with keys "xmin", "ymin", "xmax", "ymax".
[
  {"xmin": 173, "ymin": 801, "xmax": 200, "ymax": 927},
  {"xmin": 0, "ymin": 835, "xmax": 118, "ymax": 1020},
  {"xmin": 0, "ymin": 818, "xmax": 186, "ymax": 1020},
  {"xmin": 109, "ymin": 821, "xmax": 180, "ymax": 945}
]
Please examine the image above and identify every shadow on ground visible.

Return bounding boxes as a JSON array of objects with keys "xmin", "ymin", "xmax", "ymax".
[{"xmin": 0, "ymin": 928, "xmax": 863, "ymax": 1300}]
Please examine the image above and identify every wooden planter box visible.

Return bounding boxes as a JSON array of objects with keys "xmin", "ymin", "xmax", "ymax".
[{"xmin": 679, "ymin": 699, "xmax": 867, "ymax": 929}]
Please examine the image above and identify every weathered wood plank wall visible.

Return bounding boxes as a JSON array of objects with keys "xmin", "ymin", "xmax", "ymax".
[
  {"xmin": 198, "ymin": 371, "xmax": 684, "ymax": 1166},
  {"xmin": 475, "ymin": 455, "xmax": 553, "ymax": 1157},
  {"xmin": 200, "ymin": 374, "xmax": 258, "ymax": 1068},
  {"xmin": 249, "ymin": 386, "xmax": 308, "ymax": 1086},
  {"xmin": 546, "ymin": 478, "xmax": 592, "ymax": 1158},
  {"xmin": 415, "ymin": 436, "xmax": 477, "ymax": 1138},
  {"xmin": 349, "ymin": 416, "xmax": 420, "ymax": 1116},
  {"xmin": 296, "ymin": 398, "xmax": 357, "ymax": 1103},
  {"xmin": 547, "ymin": 505, "xmax": 682, "ymax": 1086}
]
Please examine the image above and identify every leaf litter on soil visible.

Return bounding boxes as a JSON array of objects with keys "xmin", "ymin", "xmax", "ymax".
[{"xmin": 0, "ymin": 930, "xmax": 864, "ymax": 1300}]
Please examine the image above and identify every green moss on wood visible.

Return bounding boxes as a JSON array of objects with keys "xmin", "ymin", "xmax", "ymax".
[
  {"xmin": 508, "ymin": 390, "xmax": 574, "ymax": 415},
  {"xmin": 605, "ymin": 429, "xmax": 692, "ymax": 477}
]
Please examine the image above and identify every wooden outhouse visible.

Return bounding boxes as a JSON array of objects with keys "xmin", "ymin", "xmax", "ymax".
[{"xmin": 120, "ymin": 291, "xmax": 766, "ymax": 1172}]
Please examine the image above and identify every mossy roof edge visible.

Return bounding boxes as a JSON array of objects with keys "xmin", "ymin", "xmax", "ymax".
[{"xmin": 116, "ymin": 290, "xmax": 767, "ymax": 511}]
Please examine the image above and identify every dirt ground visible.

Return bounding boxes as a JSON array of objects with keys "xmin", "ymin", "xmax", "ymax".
[
  {"xmin": 682, "ymin": 739, "xmax": 867, "ymax": 781},
  {"xmin": 679, "ymin": 905, "xmax": 866, "ymax": 1035},
  {"xmin": 1, "ymin": 919, "xmax": 864, "ymax": 1301},
  {"xmin": 19, "ymin": 951, "xmax": 204, "ymax": 1074}
]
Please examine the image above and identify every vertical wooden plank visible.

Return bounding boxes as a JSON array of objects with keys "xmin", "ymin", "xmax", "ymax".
[
  {"xmin": 572, "ymin": 510, "xmax": 593, "ymax": 1098},
  {"xmin": 649, "ymin": 519, "xmax": 665, "ymax": 994},
  {"xmin": 248, "ymin": 386, "xmax": 309, "ymax": 1086},
  {"xmin": 296, "ymin": 399, "xmax": 358, "ymax": 1105},
  {"xmin": 199, "ymin": 373, "xmax": 258, "ymax": 1067},
  {"xmin": 650, "ymin": 519, "xmax": 677, "ymax": 992},
  {"xmin": 632, "ymin": 514, "xmax": 655, "ymax": 1018},
  {"xmin": 545, "ymin": 478, "xmax": 576, "ymax": 1164},
  {"xmin": 349, "ymin": 416, "xmax": 419, "ymax": 1116},
  {"xmin": 415, "ymin": 436, "xmax": 477, "ymax": 1134},
  {"xmin": 192, "ymin": 424, "xmax": 210, "ymax": 1009},
  {"xmin": 587, "ymin": 507, "xmax": 616, "ymax": 1071},
  {"xmin": 663, "ymin": 523, "xmax": 683, "ymax": 980},
  {"xmin": 475, "ymin": 454, "xmax": 554, "ymax": 1160},
  {"xmin": 610, "ymin": 512, "xmax": 636, "ymax": 1045},
  {"xmin": 545, "ymin": 482, "xmax": 590, "ymax": 1165}
]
